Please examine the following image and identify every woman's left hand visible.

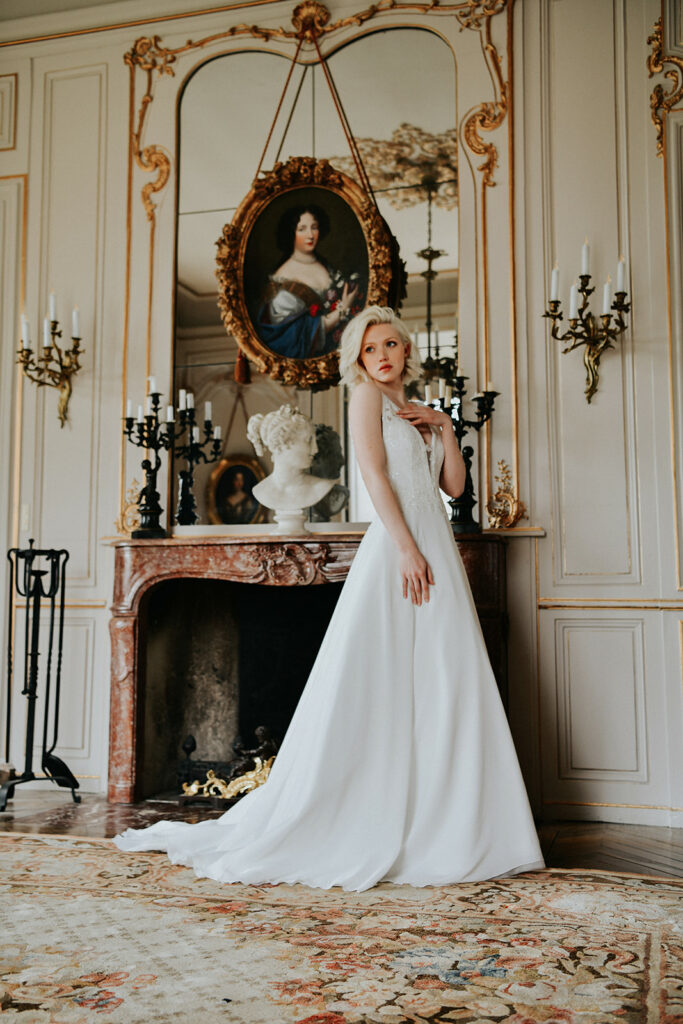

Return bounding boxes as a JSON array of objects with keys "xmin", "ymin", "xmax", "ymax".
[{"xmin": 396, "ymin": 403, "xmax": 450, "ymax": 430}]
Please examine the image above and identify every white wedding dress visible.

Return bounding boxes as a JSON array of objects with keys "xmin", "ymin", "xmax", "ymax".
[{"xmin": 115, "ymin": 393, "xmax": 545, "ymax": 890}]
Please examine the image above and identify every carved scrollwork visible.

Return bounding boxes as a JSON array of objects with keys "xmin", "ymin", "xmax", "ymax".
[
  {"xmin": 485, "ymin": 459, "xmax": 527, "ymax": 529},
  {"xmin": 461, "ymin": 19, "xmax": 509, "ymax": 187},
  {"xmin": 250, "ymin": 542, "xmax": 329, "ymax": 585},
  {"xmin": 455, "ymin": 0, "xmax": 507, "ymax": 32},
  {"xmin": 647, "ymin": 16, "xmax": 683, "ymax": 158}
]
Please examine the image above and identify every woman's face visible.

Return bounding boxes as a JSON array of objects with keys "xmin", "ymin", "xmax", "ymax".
[
  {"xmin": 358, "ymin": 322, "xmax": 408, "ymax": 385},
  {"xmin": 232, "ymin": 471, "xmax": 245, "ymax": 491},
  {"xmin": 293, "ymin": 211, "xmax": 320, "ymax": 256}
]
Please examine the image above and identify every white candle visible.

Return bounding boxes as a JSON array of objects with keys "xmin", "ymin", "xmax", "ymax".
[
  {"xmin": 602, "ymin": 276, "xmax": 612, "ymax": 316},
  {"xmin": 166, "ymin": 405, "xmax": 174, "ymax": 422},
  {"xmin": 213, "ymin": 425, "xmax": 222, "ymax": 440},
  {"xmin": 43, "ymin": 318, "xmax": 50, "ymax": 349},
  {"xmin": 186, "ymin": 392, "xmax": 195, "ymax": 409},
  {"xmin": 204, "ymin": 400, "xmax": 212, "ymax": 421},
  {"xmin": 413, "ymin": 328, "xmax": 419, "ymax": 347},
  {"xmin": 72, "ymin": 306, "xmax": 80, "ymax": 338},
  {"xmin": 192, "ymin": 425, "xmax": 200, "ymax": 442},
  {"xmin": 434, "ymin": 323, "xmax": 440, "ymax": 346},
  {"xmin": 455, "ymin": 365, "xmax": 462, "ymax": 378},
  {"xmin": 445, "ymin": 385, "xmax": 452, "ymax": 405},
  {"xmin": 21, "ymin": 315, "xmax": 29, "ymax": 346},
  {"xmin": 126, "ymin": 399, "xmax": 132, "ymax": 418},
  {"xmin": 569, "ymin": 282, "xmax": 579, "ymax": 319},
  {"xmin": 178, "ymin": 389, "xmax": 187, "ymax": 410},
  {"xmin": 424, "ymin": 383, "xmax": 433, "ymax": 404},
  {"xmin": 137, "ymin": 404, "xmax": 143, "ymax": 423},
  {"xmin": 550, "ymin": 262, "xmax": 560, "ymax": 300},
  {"xmin": 486, "ymin": 381, "xmax": 495, "ymax": 393},
  {"xmin": 148, "ymin": 375, "xmax": 157, "ymax": 395},
  {"xmin": 145, "ymin": 395, "xmax": 153, "ymax": 415},
  {"xmin": 581, "ymin": 238, "xmax": 590, "ymax": 276},
  {"xmin": 438, "ymin": 378, "xmax": 446, "ymax": 399},
  {"xmin": 616, "ymin": 255, "xmax": 625, "ymax": 292},
  {"xmin": 48, "ymin": 291, "xmax": 56, "ymax": 321}
]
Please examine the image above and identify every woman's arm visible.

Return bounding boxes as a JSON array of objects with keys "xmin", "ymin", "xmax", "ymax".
[
  {"xmin": 395, "ymin": 404, "xmax": 466, "ymax": 499},
  {"xmin": 349, "ymin": 383, "xmax": 434, "ymax": 605}
]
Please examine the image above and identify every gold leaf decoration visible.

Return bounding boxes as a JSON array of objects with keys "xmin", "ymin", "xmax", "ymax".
[{"xmin": 486, "ymin": 460, "xmax": 527, "ymax": 529}]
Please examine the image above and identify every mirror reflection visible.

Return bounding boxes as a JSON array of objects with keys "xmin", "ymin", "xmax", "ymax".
[{"xmin": 174, "ymin": 27, "xmax": 458, "ymax": 526}]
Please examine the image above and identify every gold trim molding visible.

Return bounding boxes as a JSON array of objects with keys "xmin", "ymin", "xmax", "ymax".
[{"xmin": 647, "ymin": 15, "xmax": 683, "ymax": 157}]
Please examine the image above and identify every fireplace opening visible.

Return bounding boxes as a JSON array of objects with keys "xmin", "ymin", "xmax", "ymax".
[{"xmin": 137, "ymin": 578, "xmax": 344, "ymax": 799}]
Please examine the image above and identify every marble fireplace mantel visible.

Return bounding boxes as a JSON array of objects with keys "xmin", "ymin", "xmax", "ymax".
[{"xmin": 108, "ymin": 530, "xmax": 508, "ymax": 802}]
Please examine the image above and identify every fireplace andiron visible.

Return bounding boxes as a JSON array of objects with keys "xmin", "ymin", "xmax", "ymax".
[{"xmin": 1, "ymin": 541, "xmax": 80, "ymax": 811}]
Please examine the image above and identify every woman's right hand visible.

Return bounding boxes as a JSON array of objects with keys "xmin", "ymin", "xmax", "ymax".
[
  {"xmin": 340, "ymin": 280, "xmax": 359, "ymax": 313},
  {"xmin": 399, "ymin": 546, "xmax": 435, "ymax": 606}
]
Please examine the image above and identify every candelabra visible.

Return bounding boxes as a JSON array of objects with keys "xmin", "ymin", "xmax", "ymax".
[
  {"xmin": 543, "ymin": 248, "xmax": 631, "ymax": 403},
  {"xmin": 123, "ymin": 388, "xmax": 223, "ymax": 536},
  {"xmin": 426, "ymin": 374, "xmax": 498, "ymax": 533},
  {"xmin": 172, "ymin": 391, "xmax": 222, "ymax": 526},
  {"xmin": 17, "ymin": 312, "xmax": 83, "ymax": 428}
]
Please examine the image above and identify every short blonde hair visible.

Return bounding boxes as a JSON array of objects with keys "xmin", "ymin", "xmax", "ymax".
[{"xmin": 338, "ymin": 306, "xmax": 422, "ymax": 389}]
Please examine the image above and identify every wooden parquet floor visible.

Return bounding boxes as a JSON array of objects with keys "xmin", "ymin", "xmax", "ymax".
[{"xmin": 1, "ymin": 791, "xmax": 682, "ymax": 878}]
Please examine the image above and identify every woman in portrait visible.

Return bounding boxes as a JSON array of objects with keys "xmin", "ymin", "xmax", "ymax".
[
  {"xmin": 257, "ymin": 204, "xmax": 363, "ymax": 360},
  {"xmin": 217, "ymin": 467, "xmax": 259, "ymax": 525}
]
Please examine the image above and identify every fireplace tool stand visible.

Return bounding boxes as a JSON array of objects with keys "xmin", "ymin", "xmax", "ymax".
[{"xmin": 1, "ymin": 541, "xmax": 80, "ymax": 811}]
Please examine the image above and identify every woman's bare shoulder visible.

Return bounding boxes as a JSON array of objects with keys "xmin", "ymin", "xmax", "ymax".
[{"xmin": 348, "ymin": 381, "xmax": 382, "ymax": 415}]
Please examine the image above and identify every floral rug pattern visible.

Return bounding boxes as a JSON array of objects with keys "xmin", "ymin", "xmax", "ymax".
[{"xmin": 0, "ymin": 833, "xmax": 681, "ymax": 1023}]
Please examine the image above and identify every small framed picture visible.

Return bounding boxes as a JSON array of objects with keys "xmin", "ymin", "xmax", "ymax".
[
  {"xmin": 206, "ymin": 455, "xmax": 267, "ymax": 526},
  {"xmin": 216, "ymin": 156, "xmax": 403, "ymax": 388}
]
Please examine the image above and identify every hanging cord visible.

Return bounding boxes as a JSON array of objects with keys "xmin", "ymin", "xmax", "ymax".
[
  {"xmin": 311, "ymin": 35, "xmax": 377, "ymax": 207},
  {"xmin": 274, "ymin": 64, "xmax": 309, "ymax": 166},
  {"xmin": 254, "ymin": 37, "xmax": 305, "ymax": 182}
]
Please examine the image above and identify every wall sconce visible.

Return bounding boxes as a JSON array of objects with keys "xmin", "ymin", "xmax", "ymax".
[
  {"xmin": 17, "ymin": 295, "xmax": 83, "ymax": 427},
  {"xmin": 543, "ymin": 242, "xmax": 631, "ymax": 403}
]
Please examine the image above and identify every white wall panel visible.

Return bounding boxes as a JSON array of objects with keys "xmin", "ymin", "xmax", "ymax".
[
  {"xmin": 32, "ymin": 64, "xmax": 107, "ymax": 589},
  {"xmin": 555, "ymin": 618, "xmax": 646, "ymax": 780},
  {"xmin": 0, "ymin": 74, "xmax": 17, "ymax": 151}
]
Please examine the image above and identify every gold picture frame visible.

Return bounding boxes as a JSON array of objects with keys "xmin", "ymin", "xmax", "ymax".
[
  {"xmin": 216, "ymin": 156, "xmax": 401, "ymax": 389},
  {"xmin": 207, "ymin": 454, "xmax": 267, "ymax": 526}
]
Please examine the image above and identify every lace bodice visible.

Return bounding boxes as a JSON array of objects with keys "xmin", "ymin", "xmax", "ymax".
[{"xmin": 381, "ymin": 393, "xmax": 448, "ymax": 521}]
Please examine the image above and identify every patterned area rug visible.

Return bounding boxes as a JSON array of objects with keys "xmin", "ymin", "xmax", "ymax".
[{"xmin": 0, "ymin": 833, "xmax": 681, "ymax": 1023}]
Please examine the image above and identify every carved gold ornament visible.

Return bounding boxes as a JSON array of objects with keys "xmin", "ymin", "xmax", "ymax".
[
  {"xmin": 486, "ymin": 459, "xmax": 527, "ymax": 529},
  {"xmin": 216, "ymin": 156, "xmax": 397, "ymax": 388},
  {"xmin": 182, "ymin": 758, "xmax": 275, "ymax": 801},
  {"xmin": 331, "ymin": 123, "xmax": 458, "ymax": 210},
  {"xmin": 647, "ymin": 17, "xmax": 683, "ymax": 157},
  {"xmin": 115, "ymin": 478, "xmax": 142, "ymax": 536}
]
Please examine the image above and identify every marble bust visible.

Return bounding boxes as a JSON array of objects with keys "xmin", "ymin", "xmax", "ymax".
[{"xmin": 247, "ymin": 404, "xmax": 336, "ymax": 533}]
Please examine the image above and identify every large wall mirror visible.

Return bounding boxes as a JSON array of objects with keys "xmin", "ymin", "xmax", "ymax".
[{"xmin": 174, "ymin": 27, "xmax": 458, "ymax": 525}]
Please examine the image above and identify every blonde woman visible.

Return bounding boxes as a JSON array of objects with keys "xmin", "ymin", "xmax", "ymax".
[{"xmin": 116, "ymin": 307, "xmax": 544, "ymax": 890}]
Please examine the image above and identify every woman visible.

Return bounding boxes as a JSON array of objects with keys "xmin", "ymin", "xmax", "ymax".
[
  {"xmin": 257, "ymin": 204, "xmax": 361, "ymax": 359},
  {"xmin": 115, "ymin": 306, "xmax": 544, "ymax": 890},
  {"xmin": 218, "ymin": 469, "xmax": 258, "ymax": 525}
]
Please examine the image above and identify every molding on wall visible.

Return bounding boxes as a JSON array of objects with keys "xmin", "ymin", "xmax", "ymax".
[
  {"xmin": 554, "ymin": 617, "xmax": 648, "ymax": 784},
  {"xmin": 0, "ymin": 75, "xmax": 18, "ymax": 151}
]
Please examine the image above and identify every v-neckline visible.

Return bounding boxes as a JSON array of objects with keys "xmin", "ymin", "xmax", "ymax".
[{"xmin": 382, "ymin": 391, "xmax": 433, "ymax": 448}]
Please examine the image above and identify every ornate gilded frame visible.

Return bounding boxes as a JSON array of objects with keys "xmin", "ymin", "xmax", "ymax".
[
  {"xmin": 216, "ymin": 156, "xmax": 397, "ymax": 388},
  {"xmin": 207, "ymin": 454, "xmax": 267, "ymax": 526}
]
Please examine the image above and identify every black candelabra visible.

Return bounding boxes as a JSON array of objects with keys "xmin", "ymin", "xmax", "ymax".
[
  {"xmin": 424, "ymin": 368, "xmax": 498, "ymax": 533},
  {"xmin": 123, "ymin": 388, "xmax": 222, "ymax": 537}
]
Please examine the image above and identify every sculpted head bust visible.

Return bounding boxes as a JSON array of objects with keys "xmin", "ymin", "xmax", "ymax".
[{"xmin": 247, "ymin": 404, "xmax": 336, "ymax": 532}]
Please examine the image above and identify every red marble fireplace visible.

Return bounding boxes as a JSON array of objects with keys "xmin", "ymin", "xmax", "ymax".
[{"xmin": 108, "ymin": 531, "xmax": 506, "ymax": 802}]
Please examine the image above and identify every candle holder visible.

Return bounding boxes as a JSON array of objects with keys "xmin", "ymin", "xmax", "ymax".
[
  {"xmin": 17, "ymin": 320, "xmax": 83, "ymax": 427},
  {"xmin": 543, "ymin": 274, "xmax": 631, "ymax": 403},
  {"xmin": 172, "ymin": 405, "xmax": 222, "ymax": 526},
  {"xmin": 123, "ymin": 393, "xmax": 171, "ymax": 538},
  {"xmin": 122, "ymin": 392, "xmax": 223, "ymax": 536},
  {"xmin": 428, "ymin": 375, "xmax": 498, "ymax": 534}
]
